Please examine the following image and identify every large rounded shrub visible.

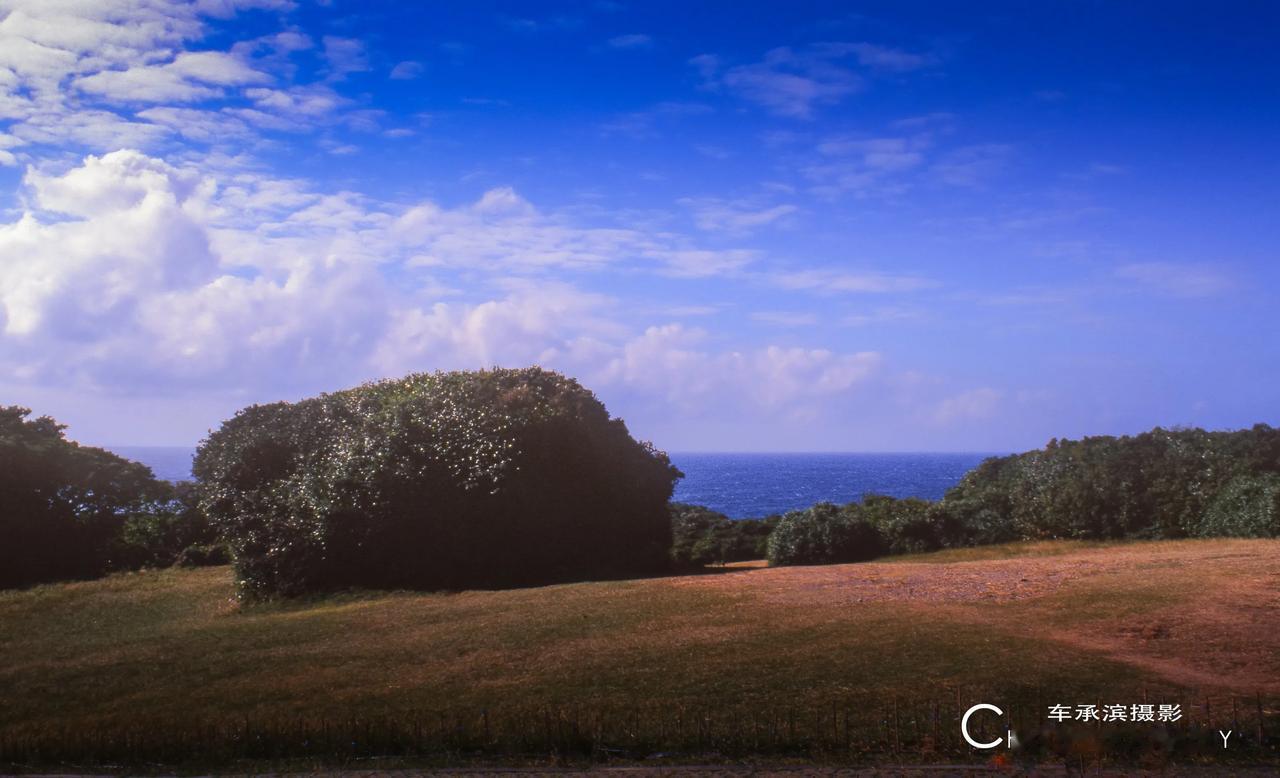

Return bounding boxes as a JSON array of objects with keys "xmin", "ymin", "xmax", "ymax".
[
  {"xmin": 1195, "ymin": 473, "xmax": 1280, "ymax": 538},
  {"xmin": 766, "ymin": 502, "xmax": 884, "ymax": 566},
  {"xmin": 194, "ymin": 368, "xmax": 681, "ymax": 597}
]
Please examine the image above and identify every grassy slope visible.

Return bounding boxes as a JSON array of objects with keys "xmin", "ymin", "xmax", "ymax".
[{"xmin": 2, "ymin": 539, "xmax": 1277, "ymax": 752}]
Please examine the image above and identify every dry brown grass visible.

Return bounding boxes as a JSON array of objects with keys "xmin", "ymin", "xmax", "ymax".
[
  {"xmin": 685, "ymin": 539, "xmax": 1280, "ymax": 693},
  {"xmin": 2, "ymin": 538, "xmax": 1276, "ymax": 748}
]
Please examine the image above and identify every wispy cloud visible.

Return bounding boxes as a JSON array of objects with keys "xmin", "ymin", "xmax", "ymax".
[
  {"xmin": 752, "ymin": 311, "xmax": 819, "ymax": 327},
  {"xmin": 598, "ymin": 101, "xmax": 711, "ymax": 138},
  {"xmin": 679, "ymin": 197, "xmax": 797, "ymax": 234},
  {"xmin": 933, "ymin": 388, "xmax": 1002, "ymax": 425},
  {"xmin": 321, "ymin": 36, "xmax": 370, "ymax": 79},
  {"xmin": 1115, "ymin": 262, "xmax": 1235, "ymax": 298},
  {"xmin": 691, "ymin": 41, "xmax": 935, "ymax": 118},
  {"xmin": 771, "ymin": 268, "xmax": 936, "ymax": 295},
  {"xmin": 929, "ymin": 143, "xmax": 1013, "ymax": 187},
  {"xmin": 389, "ymin": 60, "xmax": 424, "ymax": 80}
]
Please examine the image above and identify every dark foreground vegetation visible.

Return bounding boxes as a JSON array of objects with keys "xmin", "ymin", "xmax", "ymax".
[{"xmin": 0, "ymin": 407, "xmax": 220, "ymax": 589}]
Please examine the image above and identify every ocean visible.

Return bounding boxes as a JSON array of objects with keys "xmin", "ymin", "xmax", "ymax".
[{"xmin": 111, "ymin": 447, "xmax": 996, "ymax": 520}]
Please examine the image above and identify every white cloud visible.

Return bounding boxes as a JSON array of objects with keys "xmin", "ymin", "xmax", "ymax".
[
  {"xmin": 244, "ymin": 84, "xmax": 348, "ymax": 117},
  {"xmin": 134, "ymin": 106, "xmax": 255, "ymax": 142},
  {"xmin": 0, "ymin": 150, "xmax": 892, "ymax": 428},
  {"xmin": 321, "ymin": 35, "xmax": 369, "ymax": 79},
  {"xmin": 0, "ymin": 2, "xmax": 366, "ymax": 154},
  {"xmin": 74, "ymin": 51, "xmax": 270, "ymax": 102}
]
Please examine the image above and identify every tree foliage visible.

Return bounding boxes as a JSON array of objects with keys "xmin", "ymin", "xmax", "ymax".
[
  {"xmin": 118, "ymin": 481, "xmax": 221, "ymax": 569},
  {"xmin": 669, "ymin": 503, "xmax": 777, "ymax": 567},
  {"xmin": 1195, "ymin": 473, "xmax": 1280, "ymax": 538},
  {"xmin": 938, "ymin": 425, "xmax": 1280, "ymax": 541},
  {"xmin": 194, "ymin": 367, "xmax": 681, "ymax": 597},
  {"xmin": 0, "ymin": 406, "xmax": 173, "ymax": 588},
  {"xmin": 766, "ymin": 502, "xmax": 885, "ymax": 566}
]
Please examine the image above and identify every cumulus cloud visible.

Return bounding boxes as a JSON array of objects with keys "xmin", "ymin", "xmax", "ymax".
[
  {"xmin": 0, "ymin": 5, "xmax": 947, "ymax": 442},
  {"xmin": 0, "ymin": 150, "xmax": 882, "ymax": 424}
]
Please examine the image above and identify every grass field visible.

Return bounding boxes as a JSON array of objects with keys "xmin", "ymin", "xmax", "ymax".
[{"xmin": 2, "ymin": 538, "xmax": 1278, "ymax": 768}]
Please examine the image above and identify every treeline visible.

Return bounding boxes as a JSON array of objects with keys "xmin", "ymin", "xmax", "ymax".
[
  {"xmin": 5, "ymin": 372, "xmax": 1280, "ymax": 592},
  {"xmin": 0, "ymin": 407, "xmax": 223, "ymax": 589},
  {"xmin": 766, "ymin": 425, "xmax": 1280, "ymax": 566}
]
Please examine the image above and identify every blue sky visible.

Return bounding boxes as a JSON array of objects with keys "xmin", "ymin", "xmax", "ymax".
[{"xmin": 0, "ymin": 1, "xmax": 1276, "ymax": 452}]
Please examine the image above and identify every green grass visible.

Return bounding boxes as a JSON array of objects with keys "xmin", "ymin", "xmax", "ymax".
[{"xmin": 2, "ymin": 539, "xmax": 1277, "ymax": 768}]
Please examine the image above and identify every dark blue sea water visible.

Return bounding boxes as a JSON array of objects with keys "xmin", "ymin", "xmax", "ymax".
[
  {"xmin": 110, "ymin": 447, "xmax": 996, "ymax": 520},
  {"xmin": 111, "ymin": 447, "xmax": 197, "ymax": 483},
  {"xmin": 668, "ymin": 452, "xmax": 994, "ymax": 518}
]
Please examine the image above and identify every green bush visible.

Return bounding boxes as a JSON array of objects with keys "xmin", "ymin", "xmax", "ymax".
[
  {"xmin": 938, "ymin": 425, "xmax": 1280, "ymax": 541},
  {"xmin": 858, "ymin": 494, "xmax": 965, "ymax": 555},
  {"xmin": 1196, "ymin": 473, "xmax": 1280, "ymax": 538},
  {"xmin": 669, "ymin": 503, "xmax": 777, "ymax": 567},
  {"xmin": 766, "ymin": 502, "xmax": 884, "ymax": 566},
  {"xmin": 194, "ymin": 368, "xmax": 681, "ymax": 597},
  {"xmin": 119, "ymin": 481, "xmax": 218, "ymax": 568},
  {"xmin": 0, "ymin": 406, "xmax": 170, "ymax": 588}
]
